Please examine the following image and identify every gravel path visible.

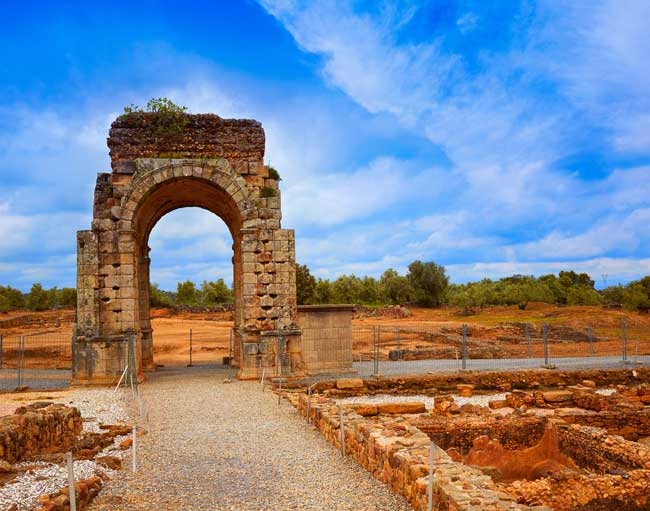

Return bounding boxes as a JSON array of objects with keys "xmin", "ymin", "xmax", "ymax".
[{"xmin": 89, "ymin": 366, "xmax": 412, "ymax": 511}]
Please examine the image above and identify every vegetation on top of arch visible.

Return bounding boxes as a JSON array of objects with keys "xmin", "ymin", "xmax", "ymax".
[{"xmin": 121, "ymin": 97, "xmax": 189, "ymax": 138}]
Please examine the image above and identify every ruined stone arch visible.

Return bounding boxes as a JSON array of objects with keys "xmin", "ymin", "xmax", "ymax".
[{"xmin": 73, "ymin": 114, "xmax": 303, "ymax": 383}]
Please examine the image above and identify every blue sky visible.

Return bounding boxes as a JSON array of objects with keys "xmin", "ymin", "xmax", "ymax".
[{"xmin": 1, "ymin": 0, "xmax": 649, "ymax": 292}]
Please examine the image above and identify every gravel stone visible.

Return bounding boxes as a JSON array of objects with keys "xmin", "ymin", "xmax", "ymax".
[{"xmin": 89, "ymin": 366, "xmax": 412, "ymax": 510}]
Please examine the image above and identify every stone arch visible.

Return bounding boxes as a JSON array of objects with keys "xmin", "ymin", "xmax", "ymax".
[
  {"xmin": 73, "ymin": 113, "xmax": 302, "ymax": 383},
  {"xmin": 121, "ymin": 161, "xmax": 255, "ymax": 372}
]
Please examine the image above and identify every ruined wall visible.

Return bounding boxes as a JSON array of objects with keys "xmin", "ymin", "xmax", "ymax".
[
  {"xmin": 284, "ymin": 392, "xmax": 545, "ymax": 511},
  {"xmin": 0, "ymin": 404, "xmax": 82, "ymax": 463},
  {"xmin": 414, "ymin": 414, "xmax": 548, "ymax": 454},
  {"xmin": 556, "ymin": 423, "xmax": 650, "ymax": 472},
  {"xmin": 74, "ymin": 113, "xmax": 299, "ymax": 382},
  {"xmin": 310, "ymin": 368, "xmax": 650, "ymax": 396}
]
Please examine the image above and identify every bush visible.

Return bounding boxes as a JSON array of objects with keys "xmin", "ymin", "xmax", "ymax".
[
  {"xmin": 267, "ymin": 166, "xmax": 281, "ymax": 181},
  {"xmin": 261, "ymin": 186, "xmax": 277, "ymax": 198}
]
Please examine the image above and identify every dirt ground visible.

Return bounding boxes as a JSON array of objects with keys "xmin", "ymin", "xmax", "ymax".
[{"xmin": 1, "ymin": 303, "xmax": 648, "ymax": 368}]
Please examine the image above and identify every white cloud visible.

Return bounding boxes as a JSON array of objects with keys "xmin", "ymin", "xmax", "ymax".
[
  {"xmin": 456, "ymin": 12, "xmax": 478, "ymax": 34},
  {"xmin": 283, "ymin": 157, "xmax": 447, "ymax": 227}
]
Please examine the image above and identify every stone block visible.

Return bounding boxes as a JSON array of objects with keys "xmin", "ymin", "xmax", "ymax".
[
  {"xmin": 243, "ymin": 343, "xmax": 259, "ymax": 356},
  {"xmin": 377, "ymin": 402, "xmax": 426, "ymax": 415},
  {"xmin": 542, "ymin": 390, "xmax": 574, "ymax": 403},
  {"xmin": 336, "ymin": 378, "xmax": 364, "ymax": 390}
]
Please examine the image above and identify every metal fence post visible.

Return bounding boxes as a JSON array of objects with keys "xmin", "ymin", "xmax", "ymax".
[
  {"xmin": 461, "ymin": 324, "xmax": 467, "ymax": 370},
  {"xmin": 17, "ymin": 336, "xmax": 24, "ymax": 387},
  {"xmin": 621, "ymin": 318, "xmax": 627, "ymax": 362},
  {"xmin": 188, "ymin": 328, "xmax": 193, "ymax": 367},
  {"xmin": 587, "ymin": 326, "xmax": 595, "ymax": 356},
  {"xmin": 372, "ymin": 326, "xmax": 379, "ymax": 375},
  {"xmin": 525, "ymin": 323, "xmax": 531, "ymax": 358},
  {"xmin": 542, "ymin": 323, "xmax": 549, "ymax": 366}
]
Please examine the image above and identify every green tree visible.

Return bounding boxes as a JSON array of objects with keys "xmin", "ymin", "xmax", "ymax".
[
  {"xmin": 58, "ymin": 288, "xmax": 77, "ymax": 307},
  {"xmin": 26, "ymin": 283, "xmax": 50, "ymax": 311},
  {"xmin": 0, "ymin": 294, "xmax": 10, "ymax": 313},
  {"xmin": 359, "ymin": 276, "xmax": 381, "ymax": 305},
  {"xmin": 379, "ymin": 269, "xmax": 412, "ymax": 304},
  {"xmin": 559, "ymin": 270, "xmax": 595, "ymax": 289},
  {"xmin": 296, "ymin": 264, "xmax": 316, "ymax": 305},
  {"xmin": 176, "ymin": 280, "xmax": 198, "ymax": 305},
  {"xmin": 0, "ymin": 285, "xmax": 25, "ymax": 309},
  {"xmin": 312, "ymin": 279, "xmax": 332, "ymax": 304},
  {"xmin": 566, "ymin": 286, "xmax": 602, "ymax": 306},
  {"xmin": 150, "ymin": 283, "xmax": 173, "ymax": 307},
  {"xmin": 200, "ymin": 279, "xmax": 233, "ymax": 304},
  {"xmin": 407, "ymin": 261, "xmax": 449, "ymax": 307}
]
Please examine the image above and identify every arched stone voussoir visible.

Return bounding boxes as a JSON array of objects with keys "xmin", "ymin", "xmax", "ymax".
[{"xmin": 118, "ymin": 160, "xmax": 252, "ymax": 224}]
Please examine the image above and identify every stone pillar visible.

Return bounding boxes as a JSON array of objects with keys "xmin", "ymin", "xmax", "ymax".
[{"xmin": 138, "ymin": 252, "xmax": 154, "ymax": 371}]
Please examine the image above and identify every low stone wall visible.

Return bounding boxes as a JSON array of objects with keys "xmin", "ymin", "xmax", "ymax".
[
  {"xmin": 556, "ymin": 407, "xmax": 650, "ymax": 440},
  {"xmin": 556, "ymin": 422, "xmax": 650, "ymax": 472},
  {"xmin": 0, "ymin": 403, "xmax": 82, "ymax": 463},
  {"xmin": 285, "ymin": 392, "xmax": 547, "ymax": 511},
  {"xmin": 506, "ymin": 469, "xmax": 650, "ymax": 510},
  {"xmin": 35, "ymin": 476, "xmax": 103, "ymax": 511},
  {"xmin": 504, "ymin": 387, "xmax": 650, "ymax": 440},
  {"xmin": 310, "ymin": 368, "xmax": 650, "ymax": 397},
  {"xmin": 413, "ymin": 414, "xmax": 548, "ymax": 454}
]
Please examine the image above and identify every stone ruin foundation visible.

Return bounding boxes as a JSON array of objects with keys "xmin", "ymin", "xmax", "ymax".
[
  {"xmin": 283, "ymin": 368, "xmax": 650, "ymax": 511},
  {"xmin": 73, "ymin": 112, "xmax": 353, "ymax": 383}
]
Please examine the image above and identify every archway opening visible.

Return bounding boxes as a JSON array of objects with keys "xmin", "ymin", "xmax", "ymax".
[
  {"xmin": 128, "ymin": 175, "xmax": 246, "ymax": 373},
  {"xmin": 146, "ymin": 207, "xmax": 235, "ymax": 368}
]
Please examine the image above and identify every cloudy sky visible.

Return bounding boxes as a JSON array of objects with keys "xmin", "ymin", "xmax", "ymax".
[{"xmin": 1, "ymin": 1, "xmax": 649, "ymax": 291}]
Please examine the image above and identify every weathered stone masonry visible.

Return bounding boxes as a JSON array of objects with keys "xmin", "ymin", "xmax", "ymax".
[{"xmin": 73, "ymin": 113, "xmax": 301, "ymax": 382}]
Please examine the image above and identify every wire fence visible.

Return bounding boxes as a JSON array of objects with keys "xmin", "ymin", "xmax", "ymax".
[
  {"xmin": 2, "ymin": 317, "xmax": 648, "ymax": 390},
  {"xmin": 0, "ymin": 332, "xmax": 71, "ymax": 391},
  {"xmin": 185, "ymin": 327, "xmax": 233, "ymax": 367},
  {"xmin": 350, "ymin": 319, "xmax": 650, "ymax": 377}
]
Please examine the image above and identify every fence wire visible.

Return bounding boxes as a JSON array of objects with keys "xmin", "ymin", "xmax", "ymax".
[
  {"xmin": 349, "ymin": 319, "xmax": 650, "ymax": 377},
  {"xmin": 0, "ymin": 332, "xmax": 71, "ymax": 391}
]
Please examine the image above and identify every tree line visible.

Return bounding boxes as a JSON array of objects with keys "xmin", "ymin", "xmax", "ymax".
[
  {"xmin": 150, "ymin": 279, "xmax": 233, "ymax": 307},
  {"xmin": 2, "ymin": 264, "xmax": 649, "ymax": 313},
  {"xmin": 297, "ymin": 261, "xmax": 650, "ymax": 313},
  {"xmin": 0, "ymin": 284, "xmax": 77, "ymax": 312}
]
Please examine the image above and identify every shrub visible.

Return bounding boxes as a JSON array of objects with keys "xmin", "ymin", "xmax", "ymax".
[
  {"xmin": 261, "ymin": 186, "xmax": 277, "ymax": 198},
  {"xmin": 267, "ymin": 166, "xmax": 281, "ymax": 181}
]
